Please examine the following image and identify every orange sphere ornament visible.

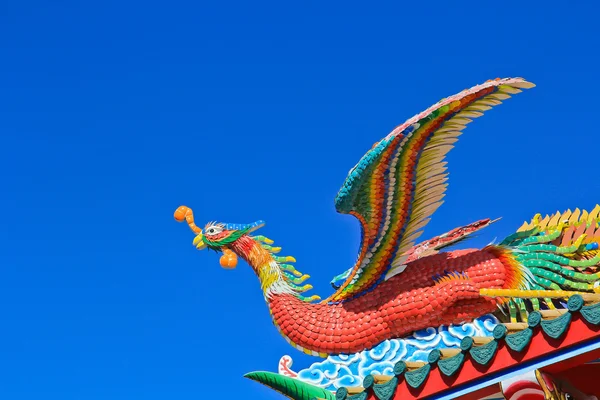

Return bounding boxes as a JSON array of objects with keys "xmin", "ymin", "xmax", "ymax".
[{"xmin": 220, "ymin": 249, "xmax": 238, "ymax": 269}]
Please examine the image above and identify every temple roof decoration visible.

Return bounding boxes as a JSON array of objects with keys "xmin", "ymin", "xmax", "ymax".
[
  {"xmin": 330, "ymin": 294, "xmax": 600, "ymax": 400},
  {"xmin": 174, "ymin": 77, "xmax": 600, "ymax": 400}
]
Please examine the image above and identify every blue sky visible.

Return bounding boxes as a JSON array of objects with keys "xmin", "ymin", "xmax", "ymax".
[{"xmin": 1, "ymin": 1, "xmax": 599, "ymax": 399}]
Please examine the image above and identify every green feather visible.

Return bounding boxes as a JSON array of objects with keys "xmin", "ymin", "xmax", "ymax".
[
  {"xmin": 204, "ymin": 228, "xmax": 250, "ymax": 248},
  {"xmin": 245, "ymin": 371, "xmax": 335, "ymax": 400}
]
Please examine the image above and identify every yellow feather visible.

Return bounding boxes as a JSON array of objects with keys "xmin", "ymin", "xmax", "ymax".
[
  {"xmin": 425, "ymin": 137, "xmax": 459, "ymax": 147},
  {"xmin": 589, "ymin": 205, "xmax": 600, "ymax": 221},
  {"xmin": 436, "ymin": 127, "xmax": 463, "ymax": 134},
  {"xmin": 476, "ymin": 99, "xmax": 501, "ymax": 106},
  {"xmin": 489, "ymin": 93, "xmax": 512, "ymax": 100},
  {"xmin": 416, "ymin": 168, "xmax": 447, "ymax": 184},
  {"xmin": 539, "ymin": 214, "xmax": 550, "ymax": 229},
  {"xmin": 405, "ymin": 218, "xmax": 431, "ymax": 234},
  {"xmin": 411, "ymin": 194, "xmax": 445, "ymax": 212},
  {"xmin": 458, "ymin": 111, "xmax": 484, "ymax": 118},
  {"xmin": 466, "ymin": 104, "xmax": 492, "ymax": 111},
  {"xmin": 517, "ymin": 221, "xmax": 530, "ymax": 232},
  {"xmin": 498, "ymin": 85, "xmax": 522, "ymax": 94},
  {"xmin": 450, "ymin": 117, "xmax": 472, "ymax": 125},
  {"xmin": 417, "ymin": 171, "xmax": 447, "ymax": 185},
  {"xmin": 581, "ymin": 210, "xmax": 589, "ymax": 224},
  {"xmin": 569, "ymin": 208, "xmax": 581, "ymax": 224},
  {"xmin": 410, "ymin": 200, "xmax": 443, "ymax": 220},
  {"xmin": 510, "ymin": 80, "xmax": 536, "ymax": 89},
  {"xmin": 548, "ymin": 212, "xmax": 561, "ymax": 227},
  {"xmin": 443, "ymin": 122, "xmax": 466, "ymax": 130},
  {"xmin": 421, "ymin": 175, "xmax": 448, "ymax": 188},
  {"xmin": 417, "ymin": 159, "xmax": 445, "ymax": 174}
]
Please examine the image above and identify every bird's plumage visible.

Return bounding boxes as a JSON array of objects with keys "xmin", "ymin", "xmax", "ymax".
[
  {"xmin": 327, "ymin": 78, "xmax": 535, "ymax": 302},
  {"xmin": 175, "ymin": 77, "xmax": 600, "ymax": 358}
]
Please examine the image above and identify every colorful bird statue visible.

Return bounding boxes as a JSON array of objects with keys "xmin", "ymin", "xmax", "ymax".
[{"xmin": 174, "ymin": 77, "xmax": 600, "ymax": 359}]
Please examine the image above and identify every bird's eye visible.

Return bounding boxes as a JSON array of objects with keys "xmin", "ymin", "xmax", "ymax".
[{"xmin": 205, "ymin": 225, "xmax": 223, "ymax": 236}]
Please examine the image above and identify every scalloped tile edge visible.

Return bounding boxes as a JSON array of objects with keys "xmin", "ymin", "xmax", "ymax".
[{"xmin": 336, "ymin": 294, "xmax": 598, "ymax": 400}]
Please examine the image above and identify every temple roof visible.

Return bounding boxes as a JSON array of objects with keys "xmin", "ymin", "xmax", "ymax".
[{"xmin": 325, "ymin": 294, "xmax": 600, "ymax": 400}]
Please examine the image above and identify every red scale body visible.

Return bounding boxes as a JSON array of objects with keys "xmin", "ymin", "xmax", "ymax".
[{"xmin": 269, "ymin": 248, "xmax": 507, "ymax": 354}]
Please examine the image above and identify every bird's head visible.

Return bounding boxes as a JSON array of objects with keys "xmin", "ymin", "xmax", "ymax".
[
  {"xmin": 191, "ymin": 221, "xmax": 265, "ymax": 251},
  {"xmin": 174, "ymin": 205, "xmax": 265, "ymax": 268}
]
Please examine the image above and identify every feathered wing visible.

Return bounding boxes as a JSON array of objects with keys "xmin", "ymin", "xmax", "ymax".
[
  {"xmin": 329, "ymin": 218, "xmax": 496, "ymax": 289},
  {"xmin": 326, "ymin": 77, "xmax": 535, "ymax": 303}
]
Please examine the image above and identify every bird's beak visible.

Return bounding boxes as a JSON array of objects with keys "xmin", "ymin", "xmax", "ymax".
[{"xmin": 193, "ymin": 234, "xmax": 207, "ymax": 250}]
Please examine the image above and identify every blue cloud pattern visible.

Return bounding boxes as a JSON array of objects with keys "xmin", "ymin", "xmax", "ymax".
[{"xmin": 294, "ymin": 314, "xmax": 498, "ymax": 390}]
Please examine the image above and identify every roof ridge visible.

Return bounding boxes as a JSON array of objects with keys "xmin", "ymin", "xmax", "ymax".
[{"xmin": 335, "ymin": 294, "xmax": 600, "ymax": 400}]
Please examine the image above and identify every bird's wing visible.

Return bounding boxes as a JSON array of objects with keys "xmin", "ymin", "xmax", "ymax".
[
  {"xmin": 325, "ymin": 77, "xmax": 534, "ymax": 303},
  {"xmin": 329, "ymin": 218, "xmax": 496, "ymax": 290}
]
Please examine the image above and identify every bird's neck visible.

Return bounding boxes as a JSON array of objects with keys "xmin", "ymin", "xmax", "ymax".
[{"xmin": 229, "ymin": 235, "xmax": 294, "ymax": 299}]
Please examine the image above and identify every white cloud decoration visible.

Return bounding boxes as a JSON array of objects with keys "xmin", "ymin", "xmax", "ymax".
[{"xmin": 287, "ymin": 314, "xmax": 498, "ymax": 391}]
